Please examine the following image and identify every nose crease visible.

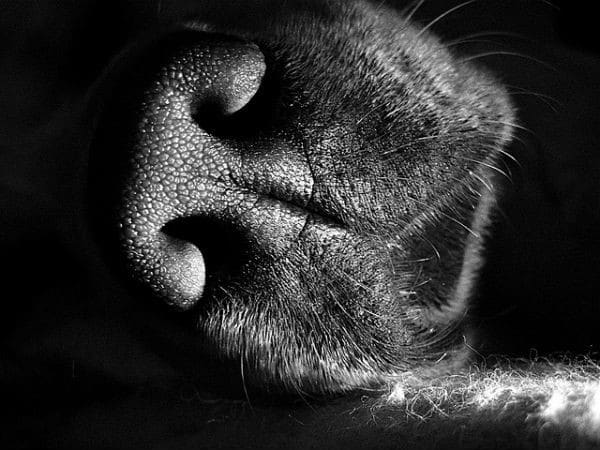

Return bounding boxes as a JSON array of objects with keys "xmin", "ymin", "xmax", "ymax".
[{"xmin": 237, "ymin": 143, "xmax": 316, "ymax": 214}]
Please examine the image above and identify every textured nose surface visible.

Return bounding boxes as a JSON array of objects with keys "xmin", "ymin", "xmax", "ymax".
[{"xmin": 119, "ymin": 34, "xmax": 267, "ymax": 311}]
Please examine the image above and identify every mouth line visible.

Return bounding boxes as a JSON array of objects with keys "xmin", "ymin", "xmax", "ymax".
[
  {"xmin": 227, "ymin": 180, "xmax": 347, "ymax": 231},
  {"xmin": 266, "ymin": 194, "xmax": 346, "ymax": 230},
  {"xmin": 210, "ymin": 175, "xmax": 348, "ymax": 230}
]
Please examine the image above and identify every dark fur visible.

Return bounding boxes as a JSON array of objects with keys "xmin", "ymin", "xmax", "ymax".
[{"xmin": 84, "ymin": 0, "xmax": 514, "ymax": 394}]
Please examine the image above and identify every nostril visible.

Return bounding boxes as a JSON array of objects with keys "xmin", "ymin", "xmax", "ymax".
[
  {"xmin": 184, "ymin": 37, "xmax": 267, "ymax": 134},
  {"xmin": 161, "ymin": 217, "xmax": 251, "ymax": 291},
  {"xmin": 190, "ymin": 42, "xmax": 265, "ymax": 116},
  {"xmin": 189, "ymin": 42, "xmax": 277, "ymax": 137}
]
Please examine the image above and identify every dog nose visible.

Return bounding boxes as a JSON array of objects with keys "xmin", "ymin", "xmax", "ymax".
[{"xmin": 93, "ymin": 32, "xmax": 266, "ymax": 311}]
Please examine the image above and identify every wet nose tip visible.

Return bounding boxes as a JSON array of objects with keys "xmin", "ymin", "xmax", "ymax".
[{"xmin": 109, "ymin": 33, "xmax": 267, "ymax": 311}]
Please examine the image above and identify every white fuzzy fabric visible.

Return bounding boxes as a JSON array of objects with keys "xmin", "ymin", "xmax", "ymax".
[{"xmin": 371, "ymin": 358, "xmax": 600, "ymax": 449}]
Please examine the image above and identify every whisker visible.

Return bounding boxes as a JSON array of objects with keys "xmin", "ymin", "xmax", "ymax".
[
  {"xmin": 447, "ymin": 174, "xmax": 485, "ymax": 198},
  {"xmin": 411, "ymin": 308, "xmax": 467, "ymax": 350},
  {"xmin": 445, "ymin": 30, "xmax": 528, "ymax": 47},
  {"xmin": 373, "ymin": 0, "xmax": 392, "ymax": 13},
  {"xmin": 480, "ymin": 118, "xmax": 535, "ymax": 137},
  {"xmin": 506, "ymin": 85, "xmax": 562, "ymax": 112},
  {"xmin": 415, "ymin": 0, "xmax": 479, "ymax": 39},
  {"xmin": 240, "ymin": 356, "xmax": 254, "ymax": 410},
  {"xmin": 289, "ymin": 373, "xmax": 317, "ymax": 411},
  {"xmin": 468, "ymin": 171, "xmax": 495, "ymax": 194},
  {"xmin": 447, "ymin": 38, "xmax": 506, "ymax": 48},
  {"xmin": 477, "ymin": 141, "xmax": 522, "ymax": 170},
  {"xmin": 461, "ymin": 51, "xmax": 557, "ymax": 72},
  {"xmin": 409, "ymin": 264, "xmax": 433, "ymax": 292},
  {"xmin": 537, "ymin": 0, "xmax": 560, "ymax": 10},
  {"xmin": 458, "ymin": 156, "xmax": 511, "ymax": 182},
  {"xmin": 382, "ymin": 128, "xmax": 479, "ymax": 155},
  {"xmin": 356, "ymin": 102, "xmax": 388, "ymax": 126},
  {"xmin": 412, "ymin": 198, "xmax": 480, "ymax": 238},
  {"xmin": 402, "ymin": 0, "xmax": 428, "ymax": 25}
]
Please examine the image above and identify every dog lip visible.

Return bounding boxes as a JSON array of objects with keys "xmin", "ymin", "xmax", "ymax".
[
  {"xmin": 239, "ymin": 192, "xmax": 348, "ymax": 238},
  {"xmin": 228, "ymin": 179, "xmax": 346, "ymax": 229},
  {"xmin": 266, "ymin": 194, "xmax": 346, "ymax": 229}
]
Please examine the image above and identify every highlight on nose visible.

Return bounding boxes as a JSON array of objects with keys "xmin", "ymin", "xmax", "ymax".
[
  {"xmin": 152, "ymin": 231, "xmax": 207, "ymax": 310},
  {"xmin": 95, "ymin": 32, "xmax": 267, "ymax": 311}
]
